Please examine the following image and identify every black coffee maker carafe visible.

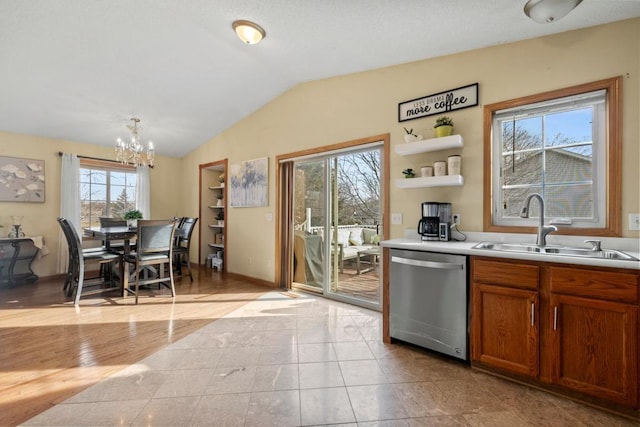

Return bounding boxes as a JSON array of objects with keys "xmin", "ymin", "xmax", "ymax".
[{"xmin": 417, "ymin": 202, "xmax": 440, "ymax": 241}]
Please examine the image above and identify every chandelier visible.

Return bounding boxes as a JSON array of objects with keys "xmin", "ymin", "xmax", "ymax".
[{"xmin": 115, "ymin": 117, "xmax": 155, "ymax": 167}]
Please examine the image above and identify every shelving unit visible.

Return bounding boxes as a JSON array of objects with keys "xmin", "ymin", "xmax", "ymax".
[
  {"xmin": 395, "ymin": 174, "xmax": 464, "ymax": 188},
  {"xmin": 395, "ymin": 134, "xmax": 464, "ymax": 188},
  {"xmin": 395, "ymin": 134, "xmax": 463, "ymax": 156},
  {"xmin": 199, "ymin": 160, "xmax": 227, "ymax": 271}
]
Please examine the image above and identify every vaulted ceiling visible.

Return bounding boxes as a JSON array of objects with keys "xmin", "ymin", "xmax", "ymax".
[{"xmin": 1, "ymin": 0, "xmax": 638, "ymax": 157}]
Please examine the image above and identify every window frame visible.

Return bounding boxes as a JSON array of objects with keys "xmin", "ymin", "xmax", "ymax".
[
  {"xmin": 79, "ymin": 158, "xmax": 137, "ymax": 228},
  {"xmin": 483, "ymin": 77, "xmax": 622, "ymax": 237}
]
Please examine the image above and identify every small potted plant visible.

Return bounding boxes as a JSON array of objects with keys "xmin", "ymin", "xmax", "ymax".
[
  {"xmin": 402, "ymin": 168, "xmax": 416, "ymax": 178},
  {"xmin": 403, "ymin": 127, "xmax": 423, "ymax": 143},
  {"xmin": 124, "ymin": 209, "xmax": 143, "ymax": 228},
  {"xmin": 216, "ymin": 193, "xmax": 224, "ymax": 206},
  {"xmin": 218, "ymin": 173, "xmax": 225, "ymax": 187},
  {"xmin": 434, "ymin": 116, "xmax": 454, "ymax": 138},
  {"xmin": 216, "ymin": 210, "xmax": 224, "ymax": 226}
]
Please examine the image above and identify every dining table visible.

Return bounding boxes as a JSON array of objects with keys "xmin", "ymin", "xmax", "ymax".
[
  {"xmin": 83, "ymin": 223, "xmax": 185, "ymax": 298},
  {"xmin": 83, "ymin": 225, "xmax": 137, "ymax": 297}
]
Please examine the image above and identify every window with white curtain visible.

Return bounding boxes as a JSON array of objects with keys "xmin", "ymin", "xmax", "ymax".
[{"xmin": 79, "ymin": 160, "xmax": 137, "ymax": 228}]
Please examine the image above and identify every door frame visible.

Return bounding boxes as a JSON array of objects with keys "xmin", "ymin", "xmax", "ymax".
[{"xmin": 275, "ymin": 134, "xmax": 390, "ymax": 307}]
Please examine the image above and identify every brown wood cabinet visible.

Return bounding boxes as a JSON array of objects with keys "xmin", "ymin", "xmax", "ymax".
[
  {"xmin": 548, "ymin": 265, "xmax": 638, "ymax": 407},
  {"xmin": 471, "ymin": 283, "xmax": 539, "ymax": 377},
  {"xmin": 470, "ymin": 256, "xmax": 640, "ymax": 409},
  {"xmin": 549, "ymin": 293, "xmax": 638, "ymax": 406}
]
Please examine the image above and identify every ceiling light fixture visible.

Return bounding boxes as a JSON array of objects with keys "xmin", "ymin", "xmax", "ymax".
[
  {"xmin": 232, "ymin": 20, "xmax": 266, "ymax": 44},
  {"xmin": 524, "ymin": 0, "xmax": 583, "ymax": 24},
  {"xmin": 115, "ymin": 118, "xmax": 155, "ymax": 167}
]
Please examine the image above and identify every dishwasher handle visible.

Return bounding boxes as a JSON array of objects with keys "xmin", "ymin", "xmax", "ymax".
[{"xmin": 391, "ymin": 255, "xmax": 464, "ymax": 270}]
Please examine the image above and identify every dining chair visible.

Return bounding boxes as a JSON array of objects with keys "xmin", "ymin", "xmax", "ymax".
[
  {"xmin": 57, "ymin": 217, "xmax": 122, "ymax": 305},
  {"xmin": 98, "ymin": 217, "xmax": 131, "ymax": 252},
  {"xmin": 123, "ymin": 219, "xmax": 177, "ymax": 304},
  {"xmin": 99, "ymin": 217, "xmax": 127, "ymax": 227},
  {"xmin": 173, "ymin": 217, "xmax": 198, "ymax": 282}
]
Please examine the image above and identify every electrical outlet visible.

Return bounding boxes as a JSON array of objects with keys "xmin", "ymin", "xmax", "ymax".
[
  {"xmin": 629, "ymin": 213, "xmax": 640, "ymax": 231},
  {"xmin": 391, "ymin": 213, "xmax": 403, "ymax": 225},
  {"xmin": 453, "ymin": 213, "xmax": 461, "ymax": 225}
]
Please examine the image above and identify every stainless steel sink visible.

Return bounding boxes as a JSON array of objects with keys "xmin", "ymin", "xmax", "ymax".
[{"xmin": 472, "ymin": 242, "xmax": 638, "ymax": 261}]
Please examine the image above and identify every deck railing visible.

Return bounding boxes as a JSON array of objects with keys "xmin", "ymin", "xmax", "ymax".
[{"xmin": 307, "ymin": 224, "xmax": 377, "ymax": 235}]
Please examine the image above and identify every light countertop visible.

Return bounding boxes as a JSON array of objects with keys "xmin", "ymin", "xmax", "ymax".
[{"xmin": 381, "ymin": 232, "xmax": 640, "ymax": 270}]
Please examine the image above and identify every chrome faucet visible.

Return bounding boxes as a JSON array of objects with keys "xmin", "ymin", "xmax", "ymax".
[{"xmin": 520, "ymin": 193, "xmax": 557, "ymax": 246}]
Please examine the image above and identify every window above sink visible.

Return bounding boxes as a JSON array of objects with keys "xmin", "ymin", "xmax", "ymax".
[{"xmin": 483, "ymin": 77, "xmax": 622, "ymax": 237}]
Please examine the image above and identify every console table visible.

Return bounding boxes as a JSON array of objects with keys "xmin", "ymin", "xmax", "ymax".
[{"xmin": 0, "ymin": 237, "xmax": 43, "ymax": 285}]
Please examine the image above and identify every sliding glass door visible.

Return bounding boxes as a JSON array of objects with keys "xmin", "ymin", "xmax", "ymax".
[
  {"xmin": 292, "ymin": 158, "xmax": 326, "ymax": 291},
  {"xmin": 290, "ymin": 144, "xmax": 383, "ymax": 309}
]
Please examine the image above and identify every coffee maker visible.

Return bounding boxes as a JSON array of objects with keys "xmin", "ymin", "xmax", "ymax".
[
  {"xmin": 438, "ymin": 202, "xmax": 452, "ymax": 241},
  {"xmin": 417, "ymin": 202, "xmax": 453, "ymax": 241},
  {"xmin": 417, "ymin": 202, "xmax": 440, "ymax": 241}
]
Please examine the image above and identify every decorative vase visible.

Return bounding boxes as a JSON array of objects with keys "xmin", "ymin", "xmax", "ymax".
[
  {"xmin": 9, "ymin": 216, "xmax": 25, "ymax": 238},
  {"xmin": 404, "ymin": 134, "xmax": 423, "ymax": 143},
  {"xmin": 435, "ymin": 125, "xmax": 453, "ymax": 138},
  {"xmin": 218, "ymin": 220, "xmax": 224, "ymax": 226},
  {"xmin": 127, "ymin": 219, "xmax": 138, "ymax": 229},
  {"xmin": 8, "ymin": 224, "xmax": 25, "ymax": 238},
  {"xmin": 217, "ymin": 199, "xmax": 224, "ymax": 207}
]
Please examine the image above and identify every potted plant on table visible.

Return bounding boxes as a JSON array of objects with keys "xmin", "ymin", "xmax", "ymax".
[
  {"xmin": 434, "ymin": 116, "xmax": 454, "ymax": 137},
  {"xmin": 124, "ymin": 209, "xmax": 143, "ymax": 229},
  {"xmin": 215, "ymin": 210, "xmax": 224, "ymax": 226}
]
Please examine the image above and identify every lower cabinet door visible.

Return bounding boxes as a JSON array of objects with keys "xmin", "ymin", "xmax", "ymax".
[
  {"xmin": 550, "ymin": 294, "xmax": 638, "ymax": 407},
  {"xmin": 471, "ymin": 283, "xmax": 539, "ymax": 377}
]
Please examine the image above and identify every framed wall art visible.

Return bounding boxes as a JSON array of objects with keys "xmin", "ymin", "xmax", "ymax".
[
  {"xmin": 229, "ymin": 157, "xmax": 268, "ymax": 207},
  {"xmin": 0, "ymin": 156, "xmax": 45, "ymax": 202}
]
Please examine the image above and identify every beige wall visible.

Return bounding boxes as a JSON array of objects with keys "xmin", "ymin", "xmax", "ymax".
[
  {"xmin": 183, "ymin": 18, "xmax": 640, "ymax": 283},
  {"xmin": 3, "ymin": 19, "xmax": 638, "ymax": 283},
  {"xmin": 0, "ymin": 131, "xmax": 182, "ymax": 278}
]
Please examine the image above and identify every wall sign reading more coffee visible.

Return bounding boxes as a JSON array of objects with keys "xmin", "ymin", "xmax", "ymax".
[{"xmin": 398, "ymin": 83, "xmax": 478, "ymax": 122}]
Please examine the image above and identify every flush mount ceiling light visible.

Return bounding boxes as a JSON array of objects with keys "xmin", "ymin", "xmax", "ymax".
[
  {"xmin": 524, "ymin": 0, "xmax": 583, "ymax": 24},
  {"xmin": 232, "ymin": 20, "xmax": 266, "ymax": 44}
]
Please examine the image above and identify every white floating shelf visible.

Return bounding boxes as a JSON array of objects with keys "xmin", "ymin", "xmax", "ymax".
[
  {"xmin": 209, "ymin": 243, "xmax": 224, "ymax": 248},
  {"xmin": 208, "ymin": 186, "xmax": 224, "ymax": 190},
  {"xmin": 395, "ymin": 175, "xmax": 464, "ymax": 188},
  {"xmin": 209, "ymin": 224, "xmax": 224, "ymax": 228},
  {"xmin": 395, "ymin": 134, "xmax": 463, "ymax": 156},
  {"xmin": 208, "ymin": 205, "xmax": 224, "ymax": 209}
]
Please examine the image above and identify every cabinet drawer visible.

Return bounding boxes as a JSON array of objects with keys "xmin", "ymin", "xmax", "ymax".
[
  {"xmin": 472, "ymin": 258, "xmax": 539, "ymax": 290},
  {"xmin": 549, "ymin": 266, "xmax": 638, "ymax": 303}
]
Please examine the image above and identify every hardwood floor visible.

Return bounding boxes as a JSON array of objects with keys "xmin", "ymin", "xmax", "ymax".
[{"xmin": 0, "ymin": 267, "xmax": 272, "ymax": 427}]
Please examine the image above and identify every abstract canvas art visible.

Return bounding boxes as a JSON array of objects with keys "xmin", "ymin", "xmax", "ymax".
[
  {"xmin": 229, "ymin": 157, "xmax": 268, "ymax": 207},
  {"xmin": 0, "ymin": 156, "xmax": 45, "ymax": 202}
]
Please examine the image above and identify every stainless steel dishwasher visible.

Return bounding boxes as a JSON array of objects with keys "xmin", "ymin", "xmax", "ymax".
[{"xmin": 389, "ymin": 248, "xmax": 468, "ymax": 361}]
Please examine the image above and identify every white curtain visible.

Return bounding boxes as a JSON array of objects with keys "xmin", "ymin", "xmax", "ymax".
[
  {"xmin": 136, "ymin": 165, "xmax": 151, "ymax": 219},
  {"xmin": 56, "ymin": 153, "xmax": 80, "ymax": 274}
]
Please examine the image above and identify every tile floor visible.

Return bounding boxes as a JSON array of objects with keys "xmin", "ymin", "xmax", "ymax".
[{"xmin": 23, "ymin": 291, "xmax": 637, "ymax": 426}]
